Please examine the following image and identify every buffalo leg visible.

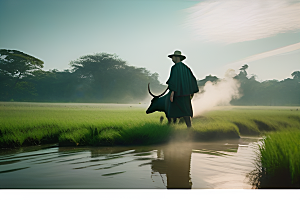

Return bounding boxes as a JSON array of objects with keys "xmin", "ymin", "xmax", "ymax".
[
  {"xmin": 173, "ymin": 118, "xmax": 177, "ymax": 124},
  {"xmin": 167, "ymin": 117, "xmax": 172, "ymax": 125},
  {"xmin": 160, "ymin": 116, "xmax": 164, "ymax": 123},
  {"xmin": 167, "ymin": 117, "xmax": 178, "ymax": 124}
]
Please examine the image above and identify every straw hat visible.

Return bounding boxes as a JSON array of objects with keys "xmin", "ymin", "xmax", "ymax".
[{"xmin": 168, "ymin": 50, "xmax": 186, "ymax": 61}]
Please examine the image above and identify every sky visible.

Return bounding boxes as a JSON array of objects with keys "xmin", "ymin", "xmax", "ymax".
[{"xmin": 1, "ymin": 0, "xmax": 300, "ymax": 84}]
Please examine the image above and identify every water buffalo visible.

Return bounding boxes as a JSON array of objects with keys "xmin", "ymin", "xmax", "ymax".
[{"xmin": 146, "ymin": 83, "xmax": 179, "ymax": 124}]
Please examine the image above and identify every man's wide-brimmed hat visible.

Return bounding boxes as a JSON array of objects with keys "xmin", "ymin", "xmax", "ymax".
[{"xmin": 168, "ymin": 50, "xmax": 186, "ymax": 61}]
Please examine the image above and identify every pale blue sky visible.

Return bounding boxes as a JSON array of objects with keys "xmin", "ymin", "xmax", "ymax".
[{"xmin": 1, "ymin": 0, "xmax": 300, "ymax": 83}]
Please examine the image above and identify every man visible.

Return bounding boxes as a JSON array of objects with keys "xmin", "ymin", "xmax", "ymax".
[{"xmin": 166, "ymin": 50, "xmax": 199, "ymax": 128}]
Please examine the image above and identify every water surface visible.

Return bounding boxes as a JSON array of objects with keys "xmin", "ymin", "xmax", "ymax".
[{"xmin": 0, "ymin": 137, "xmax": 260, "ymax": 189}]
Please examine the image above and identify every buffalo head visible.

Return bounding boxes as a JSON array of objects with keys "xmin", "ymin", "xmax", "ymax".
[{"xmin": 146, "ymin": 83, "xmax": 169, "ymax": 114}]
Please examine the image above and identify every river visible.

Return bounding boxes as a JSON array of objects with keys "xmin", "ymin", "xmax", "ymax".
[{"xmin": 0, "ymin": 137, "xmax": 260, "ymax": 189}]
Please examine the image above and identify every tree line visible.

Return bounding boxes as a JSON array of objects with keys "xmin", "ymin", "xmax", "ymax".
[
  {"xmin": 198, "ymin": 64, "xmax": 300, "ymax": 106},
  {"xmin": 0, "ymin": 50, "xmax": 164, "ymax": 103},
  {"xmin": 1, "ymin": 49, "xmax": 300, "ymax": 105}
]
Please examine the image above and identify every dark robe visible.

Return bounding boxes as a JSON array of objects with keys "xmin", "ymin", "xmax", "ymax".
[{"xmin": 166, "ymin": 62, "xmax": 199, "ymax": 118}]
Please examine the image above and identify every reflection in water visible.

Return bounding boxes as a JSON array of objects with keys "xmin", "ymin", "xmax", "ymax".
[
  {"xmin": 0, "ymin": 138, "xmax": 260, "ymax": 189},
  {"xmin": 152, "ymin": 142, "xmax": 193, "ymax": 189},
  {"xmin": 150, "ymin": 140, "xmax": 244, "ymax": 189}
]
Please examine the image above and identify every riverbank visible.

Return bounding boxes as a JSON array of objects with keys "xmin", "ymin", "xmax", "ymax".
[{"xmin": 1, "ymin": 102, "xmax": 300, "ymax": 148}]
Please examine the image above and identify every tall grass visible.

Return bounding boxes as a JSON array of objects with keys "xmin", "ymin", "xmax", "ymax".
[
  {"xmin": 201, "ymin": 107, "xmax": 300, "ymax": 133},
  {"xmin": 1, "ymin": 103, "xmax": 300, "ymax": 148},
  {"xmin": 0, "ymin": 102, "xmax": 173, "ymax": 147},
  {"xmin": 249, "ymin": 129, "xmax": 300, "ymax": 188}
]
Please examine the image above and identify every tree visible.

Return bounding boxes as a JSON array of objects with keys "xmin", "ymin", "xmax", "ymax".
[
  {"xmin": 232, "ymin": 64, "xmax": 260, "ymax": 105},
  {"xmin": 28, "ymin": 69, "xmax": 78, "ymax": 102},
  {"xmin": 0, "ymin": 49, "xmax": 44, "ymax": 100},
  {"xmin": 291, "ymin": 71, "xmax": 300, "ymax": 80},
  {"xmin": 69, "ymin": 52, "xmax": 164, "ymax": 103},
  {"xmin": 197, "ymin": 74, "xmax": 219, "ymax": 87},
  {"xmin": 234, "ymin": 64, "xmax": 249, "ymax": 81},
  {"xmin": 239, "ymin": 64, "xmax": 248, "ymax": 76},
  {"xmin": 0, "ymin": 49, "xmax": 44, "ymax": 79}
]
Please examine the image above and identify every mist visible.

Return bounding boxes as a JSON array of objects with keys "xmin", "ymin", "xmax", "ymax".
[{"xmin": 192, "ymin": 69, "xmax": 241, "ymax": 116}]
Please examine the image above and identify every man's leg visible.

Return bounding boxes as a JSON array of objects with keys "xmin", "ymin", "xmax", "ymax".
[{"xmin": 183, "ymin": 116, "xmax": 191, "ymax": 128}]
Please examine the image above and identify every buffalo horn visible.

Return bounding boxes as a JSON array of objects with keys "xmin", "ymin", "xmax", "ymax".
[{"xmin": 148, "ymin": 83, "xmax": 168, "ymax": 98}]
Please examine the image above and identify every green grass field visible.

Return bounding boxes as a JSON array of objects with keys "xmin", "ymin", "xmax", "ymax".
[
  {"xmin": 1, "ymin": 102, "xmax": 300, "ymax": 148},
  {"xmin": 0, "ymin": 102, "xmax": 173, "ymax": 147},
  {"xmin": 1, "ymin": 102, "xmax": 300, "ymax": 187}
]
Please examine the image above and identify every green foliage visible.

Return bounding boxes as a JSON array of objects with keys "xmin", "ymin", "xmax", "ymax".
[
  {"xmin": 291, "ymin": 71, "xmax": 300, "ymax": 79},
  {"xmin": 197, "ymin": 74, "xmax": 219, "ymax": 87},
  {"xmin": 0, "ymin": 49, "xmax": 44, "ymax": 101},
  {"xmin": 0, "ymin": 51, "xmax": 165, "ymax": 102},
  {"xmin": 0, "ymin": 49, "xmax": 44, "ymax": 78},
  {"xmin": 68, "ymin": 52, "xmax": 164, "ymax": 103},
  {"xmin": 231, "ymin": 65, "xmax": 300, "ymax": 106},
  {"xmin": 254, "ymin": 129, "xmax": 300, "ymax": 187}
]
